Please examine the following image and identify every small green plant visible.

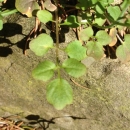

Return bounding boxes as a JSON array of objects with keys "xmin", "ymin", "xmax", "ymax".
[{"xmin": 1, "ymin": 0, "xmax": 130, "ymax": 109}]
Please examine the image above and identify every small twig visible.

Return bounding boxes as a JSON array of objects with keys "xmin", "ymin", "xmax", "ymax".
[
  {"xmin": 70, "ymin": 78, "xmax": 90, "ymax": 90},
  {"xmin": 116, "ymin": 33, "xmax": 124, "ymax": 44}
]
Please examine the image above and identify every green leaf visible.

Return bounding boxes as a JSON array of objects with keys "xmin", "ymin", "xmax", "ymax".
[
  {"xmin": 15, "ymin": 0, "xmax": 40, "ymax": 17},
  {"xmin": 0, "ymin": 20, "xmax": 3, "ymax": 30},
  {"xmin": 116, "ymin": 34, "xmax": 130, "ymax": 62},
  {"xmin": 47, "ymin": 78, "xmax": 73, "ymax": 110},
  {"xmin": 62, "ymin": 58, "xmax": 87, "ymax": 78},
  {"xmin": 37, "ymin": 10, "xmax": 53, "ymax": 24},
  {"xmin": 65, "ymin": 40, "xmax": 87, "ymax": 61},
  {"xmin": 107, "ymin": 6, "xmax": 121, "ymax": 20},
  {"xmin": 79, "ymin": 27, "xmax": 93, "ymax": 41},
  {"xmin": 94, "ymin": 17, "xmax": 106, "ymax": 26},
  {"xmin": 60, "ymin": 15, "xmax": 80, "ymax": 28},
  {"xmin": 86, "ymin": 41, "xmax": 104, "ymax": 60},
  {"xmin": 96, "ymin": 30, "xmax": 112, "ymax": 45},
  {"xmin": 29, "ymin": 33, "xmax": 53, "ymax": 56},
  {"xmin": 32, "ymin": 60, "xmax": 56, "ymax": 81}
]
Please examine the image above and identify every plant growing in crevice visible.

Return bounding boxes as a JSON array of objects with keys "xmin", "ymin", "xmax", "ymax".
[{"xmin": 1, "ymin": 0, "xmax": 130, "ymax": 109}]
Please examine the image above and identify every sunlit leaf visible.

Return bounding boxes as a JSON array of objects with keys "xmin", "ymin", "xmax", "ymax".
[
  {"xmin": 29, "ymin": 33, "xmax": 53, "ymax": 56},
  {"xmin": 47, "ymin": 78, "xmax": 73, "ymax": 110},
  {"xmin": 60, "ymin": 15, "xmax": 80, "ymax": 28},
  {"xmin": 65, "ymin": 40, "xmax": 87, "ymax": 61},
  {"xmin": 86, "ymin": 41, "xmax": 104, "ymax": 60},
  {"xmin": 109, "ymin": 28, "xmax": 117, "ymax": 46},
  {"xmin": 15, "ymin": 0, "xmax": 40, "ymax": 17},
  {"xmin": 116, "ymin": 34, "xmax": 130, "ymax": 62},
  {"xmin": 32, "ymin": 60, "xmax": 56, "ymax": 81},
  {"xmin": 107, "ymin": 6, "xmax": 121, "ymax": 20},
  {"xmin": 96, "ymin": 30, "xmax": 112, "ymax": 45},
  {"xmin": 62, "ymin": 58, "xmax": 87, "ymax": 78},
  {"xmin": 79, "ymin": 27, "xmax": 93, "ymax": 41},
  {"xmin": 37, "ymin": 10, "xmax": 53, "ymax": 24},
  {"xmin": 94, "ymin": 17, "xmax": 106, "ymax": 26}
]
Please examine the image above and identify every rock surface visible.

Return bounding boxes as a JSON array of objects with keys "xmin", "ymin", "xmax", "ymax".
[{"xmin": 0, "ymin": 14, "xmax": 130, "ymax": 130}]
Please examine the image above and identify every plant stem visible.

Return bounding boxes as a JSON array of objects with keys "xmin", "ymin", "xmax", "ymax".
[{"xmin": 54, "ymin": 0, "xmax": 60, "ymax": 78}]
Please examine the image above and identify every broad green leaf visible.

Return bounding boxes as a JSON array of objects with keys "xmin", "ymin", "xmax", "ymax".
[
  {"xmin": 94, "ymin": 17, "xmax": 106, "ymax": 26},
  {"xmin": 32, "ymin": 60, "xmax": 56, "ymax": 81},
  {"xmin": 79, "ymin": 27, "xmax": 93, "ymax": 41},
  {"xmin": 29, "ymin": 33, "xmax": 53, "ymax": 56},
  {"xmin": 92, "ymin": 0, "xmax": 98, "ymax": 4},
  {"xmin": 96, "ymin": 30, "xmax": 112, "ymax": 45},
  {"xmin": 47, "ymin": 78, "xmax": 73, "ymax": 110},
  {"xmin": 124, "ymin": 34, "xmax": 130, "ymax": 44},
  {"xmin": 62, "ymin": 58, "xmax": 87, "ymax": 78},
  {"xmin": 37, "ymin": 10, "xmax": 52, "ymax": 24},
  {"xmin": 116, "ymin": 34, "xmax": 130, "ymax": 62},
  {"xmin": 15, "ymin": 0, "xmax": 40, "ymax": 17},
  {"xmin": 86, "ymin": 41, "xmax": 104, "ymax": 60},
  {"xmin": 95, "ymin": 4, "xmax": 104, "ymax": 14},
  {"xmin": 0, "ymin": 20, "xmax": 3, "ymax": 30},
  {"xmin": 60, "ymin": 15, "xmax": 80, "ymax": 28},
  {"xmin": 107, "ymin": 6, "xmax": 121, "ymax": 20},
  {"xmin": 65, "ymin": 40, "xmax": 87, "ymax": 61},
  {"xmin": 108, "ymin": 0, "xmax": 114, "ymax": 4}
]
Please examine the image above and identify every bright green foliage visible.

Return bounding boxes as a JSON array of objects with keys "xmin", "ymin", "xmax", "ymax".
[
  {"xmin": 62, "ymin": 58, "xmax": 87, "ymax": 78},
  {"xmin": 60, "ymin": 15, "xmax": 80, "ymax": 28},
  {"xmin": 96, "ymin": 31, "xmax": 112, "ymax": 46},
  {"xmin": 47, "ymin": 78, "xmax": 73, "ymax": 110},
  {"xmin": 116, "ymin": 34, "xmax": 130, "ymax": 63},
  {"xmin": 86, "ymin": 41, "xmax": 104, "ymax": 60},
  {"xmin": 107, "ymin": 6, "xmax": 121, "ymax": 20},
  {"xmin": 32, "ymin": 60, "xmax": 56, "ymax": 81},
  {"xmin": 94, "ymin": 17, "xmax": 106, "ymax": 26},
  {"xmin": 86, "ymin": 30, "xmax": 112, "ymax": 59},
  {"xmin": 79, "ymin": 27, "xmax": 93, "ymax": 41},
  {"xmin": 65, "ymin": 40, "xmax": 87, "ymax": 61},
  {"xmin": 37, "ymin": 10, "xmax": 53, "ymax": 24},
  {"xmin": 29, "ymin": 34, "xmax": 53, "ymax": 56},
  {"xmin": 15, "ymin": 0, "xmax": 39, "ymax": 17}
]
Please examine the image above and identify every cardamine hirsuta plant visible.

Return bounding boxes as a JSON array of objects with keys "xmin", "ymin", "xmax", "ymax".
[{"xmin": 0, "ymin": 0, "xmax": 130, "ymax": 109}]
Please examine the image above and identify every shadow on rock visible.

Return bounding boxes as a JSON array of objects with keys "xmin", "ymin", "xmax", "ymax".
[
  {"xmin": 0, "ymin": 23, "xmax": 25, "ymax": 38},
  {"xmin": 25, "ymin": 114, "xmax": 86, "ymax": 130},
  {"xmin": 0, "ymin": 46, "xmax": 13, "ymax": 57}
]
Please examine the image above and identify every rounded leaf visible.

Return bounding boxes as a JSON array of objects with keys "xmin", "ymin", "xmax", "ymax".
[
  {"xmin": 15, "ymin": 0, "xmax": 40, "ymax": 17},
  {"xmin": 96, "ymin": 30, "xmax": 112, "ymax": 46},
  {"xmin": 29, "ymin": 33, "xmax": 53, "ymax": 56},
  {"xmin": 37, "ymin": 10, "xmax": 53, "ymax": 24},
  {"xmin": 62, "ymin": 58, "xmax": 87, "ymax": 78},
  {"xmin": 47, "ymin": 78, "xmax": 73, "ymax": 110},
  {"xmin": 65, "ymin": 40, "xmax": 87, "ymax": 61},
  {"xmin": 86, "ymin": 41, "xmax": 104, "ymax": 60},
  {"xmin": 107, "ymin": 6, "xmax": 121, "ymax": 20},
  {"xmin": 32, "ymin": 60, "xmax": 56, "ymax": 81},
  {"xmin": 79, "ymin": 27, "xmax": 93, "ymax": 41},
  {"xmin": 116, "ymin": 35, "xmax": 130, "ymax": 62}
]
